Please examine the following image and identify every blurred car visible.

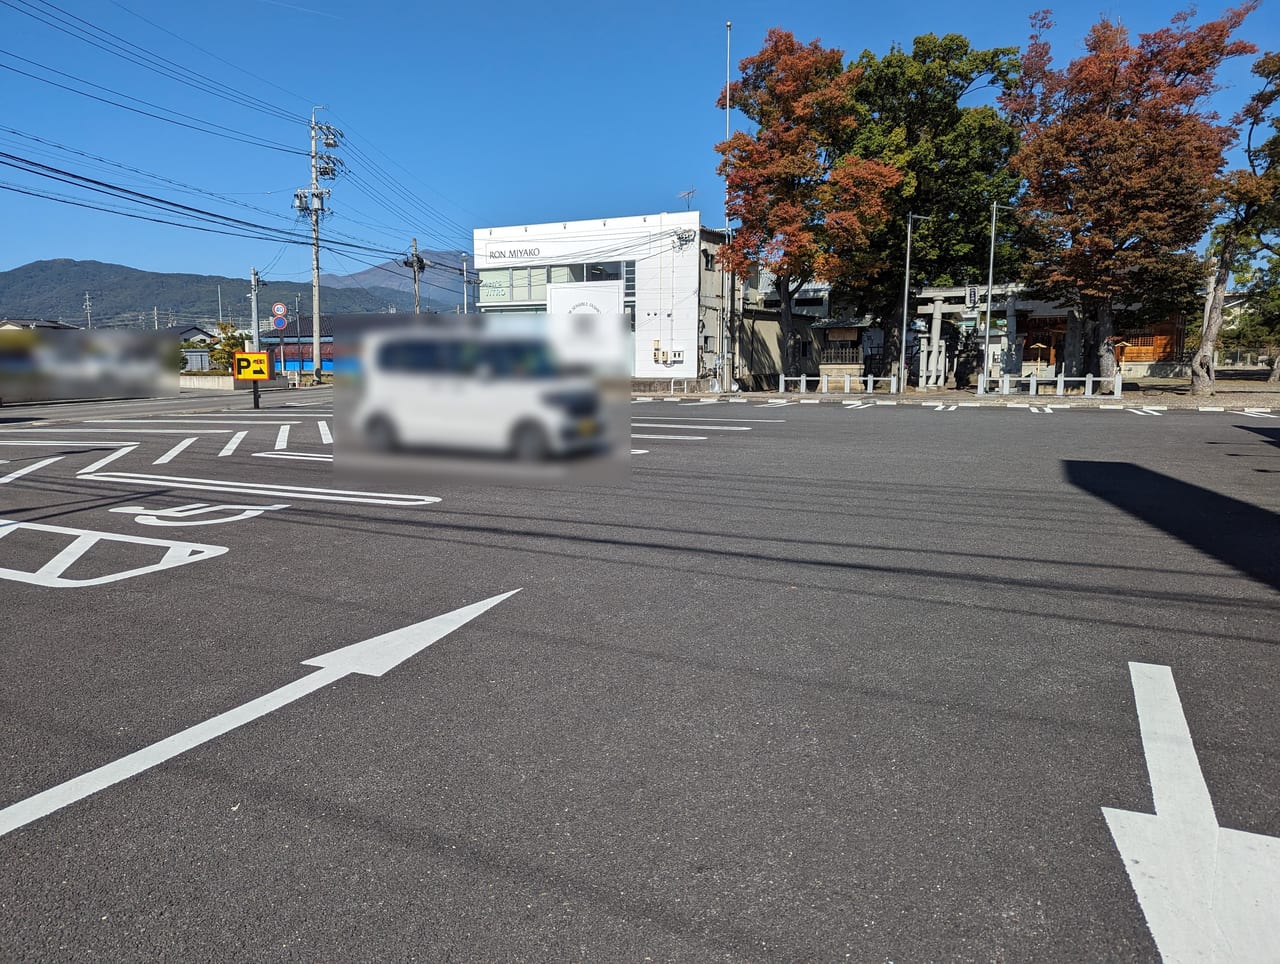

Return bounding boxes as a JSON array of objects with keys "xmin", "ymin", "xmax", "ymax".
[{"xmin": 351, "ymin": 329, "xmax": 605, "ymax": 460}]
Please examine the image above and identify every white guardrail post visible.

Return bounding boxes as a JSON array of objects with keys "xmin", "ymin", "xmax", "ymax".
[
  {"xmin": 779, "ymin": 373, "xmax": 785, "ymax": 393},
  {"xmin": 1057, "ymin": 373, "xmax": 1065, "ymax": 396},
  {"xmin": 1029, "ymin": 374, "xmax": 1037, "ymax": 396},
  {"xmin": 1114, "ymin": 371, "xmax": 1123, "ymax": 398},
  {"xmin": 1085, "ymin": 373, "xmax": 1094, "ymax": 397}
]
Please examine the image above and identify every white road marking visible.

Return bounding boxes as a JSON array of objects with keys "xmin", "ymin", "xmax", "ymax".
[
  {"xmin": 630, "ymin": 449, "xmax": 649, "ymax": 455},
  {"xmin": 663, "ymin": 397, "xmax": 680, "ymax": 402},
  {"xmin": 274, "ymin": 425, "xmax": 290, "ymax": 450},
  {"xmin": 109, "ymin": 503, "xmax": 289, "ymax": 526},
  {"xmin": 153, "ymin": 437, "xmax": 198, "ymax": 465},
  {"xmin": 317, "ymin": 420, "xmax": 332, "ymax": 444},
  {"xmin": 678, "ymin": 399, "xmax": 720, "ymax": 406},
  {"xmin": 1126, "ymin": 408, "xmax": 1161, "ymax": 416},
  {"xmin": 874, "ymin": 401, "xmax": 898, "ymax": 406},
  {"xmin": 0, "ymin": 457, "xmax": 63, "ymax": 484},
  {"xmin": 0, "ymin": 428, "xmax": 233, "ymax": 434},
  {"xmin": 0, "ymin": 518, "xmax": 226, "ymax": 589},
  {"xmin": 251, "ymin": 451, "xmax": 334, "ymax": 462},
  {"xmin": 0, "ymin": 590, "xmax": 519, "ymax": 838},
  {"xmin": 1030, "ymin": 406, "xmax": 1055, "ymax": 414},
  {"xmin": 1197, "ymin": 407, "xmax": 1225, "ymax": 412},
  {"xmin": 218, "ymin": 431, "xmax": 248, "ymax": 457},
  {"xmin": 1239, "ymin": 411, "xmax": 1279, "ymax": 419},
  {"xmin": 1100, "ymin": 404, "xmax": 1125, "ymax": 410},
  {"xmin": 79, "ymin": 445, "xmax": 139, "ymax": 474},
  {"xmin": 929, "ymin": 404, "xmax": 959, "ymax": 412},
  {"xmin": 87, "ymin": 419, "xmax": 300, "ymax": 425},
  {"xmin": 799, "ymin": 399, "xmax": 821, "ymax": 404},
  {"xmin": 1243, "ymin": 407, "xmax": 1273, "ymax": 413},
  {"xmin": 632, "ymin": 397, "xmax": 654, "ymax": 403},
  {"xmin": 76, "ymin": 471, "xmax": 440, "ymax": 506},
  {"xmin": 630, "ymin": 423, "xmax": 750, "ymax": 431},
  {"xmin": 627, "ymin": 415, "xmax": 784, "ymax": 423},
  {"xmin": 631, "ymin": 434, "xmax": 709, "ymax": 440},
  {"xmin": 756, "ymin": 401, "xmax": 795, "ymax": 408},
  {"xmin": 1103, "ymin": 662, "xmax": 1280, "ymax": 963}
]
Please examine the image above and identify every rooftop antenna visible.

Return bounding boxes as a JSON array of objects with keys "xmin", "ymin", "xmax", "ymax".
[{"xmin": 678, "ymin": 187, "xmax": 696, "ymax": 210}]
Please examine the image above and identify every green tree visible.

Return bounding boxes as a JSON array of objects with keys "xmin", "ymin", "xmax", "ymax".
[
  {"xmin": 1194, "ymin": 50, "xmax": 1280, "ymax": 393},
  {"xmin": 1003, "ymin": 7, "xmax": 1256, "ymax": 381},
  {"xmin": 208, "ymin": 320, "xmax": 245, "ymax": 372},
  {"xmin": 836, "ymin": 34, "xmax": 1023, "ymax": 342},
  {"xmin": 716, "ymin": 28, "xmax": 902, "ymax": 376}
]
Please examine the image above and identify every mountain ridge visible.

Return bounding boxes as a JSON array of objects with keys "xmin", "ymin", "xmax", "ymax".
[{"xmin": 0, "ymin": 256, "xmax": 467, "ymax": 327}]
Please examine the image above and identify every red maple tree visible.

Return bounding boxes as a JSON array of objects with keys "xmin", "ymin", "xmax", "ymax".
[
  {"xmin": 1003, "ymin": 6, "xmax": 1256, "ymax": 381},
  {"xmin": 716, "ymin": 29, "xmax": 902, "ymax": 376}
]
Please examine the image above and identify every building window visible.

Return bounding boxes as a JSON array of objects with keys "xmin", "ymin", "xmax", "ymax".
[
  {"xmin": 479, "ymin": 269, "xmax": 511, "ymax": 302},
  {"xmin": 702, "ymin": 249, "xmax": 715, "ymax": 271},
  {"xmin": 624, "ymin": 261, "xmax": 636, "ymax": 297}
]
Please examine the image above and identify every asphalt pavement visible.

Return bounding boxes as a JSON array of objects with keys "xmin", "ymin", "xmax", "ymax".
[{"xmin": 1, "ymin": 390, "xmax": 1276, "ymax": 960}]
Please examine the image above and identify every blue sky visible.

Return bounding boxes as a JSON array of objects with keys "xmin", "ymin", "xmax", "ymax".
[{"xmin": 1, "ymin": 0, "xmax": 1274, "ymax": 293}]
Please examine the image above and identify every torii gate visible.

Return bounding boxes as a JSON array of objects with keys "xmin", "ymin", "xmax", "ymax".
[{"xmin": 914, "ymin": 297, "xmax": 967, "ymax": 389}]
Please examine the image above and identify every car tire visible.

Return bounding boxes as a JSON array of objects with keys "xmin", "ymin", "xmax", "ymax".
[
  {"xmin": 364, "ymin": 415, "xmax": 399, "ymax": 452},
  {"xmin": 511, "ymin": 421, "xmax": 550, "ymax": 461}
]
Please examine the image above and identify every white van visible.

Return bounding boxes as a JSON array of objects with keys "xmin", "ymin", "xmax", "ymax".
[{"xmin": 350, "ymin": 329, "xmax": 605, "ymax": 460}]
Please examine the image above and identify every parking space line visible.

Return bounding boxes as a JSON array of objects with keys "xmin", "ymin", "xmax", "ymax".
[
  {"xmin": 631, "ymin": 423, "xmax": 750, "ymax": 431},
  {"xmin": 626, "ymin": 415, "xmax": 784, "ymax": 423},
  {"xmin": 275, "ymin": 425, "xmax": 290, "ymax": 450},
  {"xmin": 318, "ymin": 420, "xmax": 333, "ymax": 444},
  {"xmin": 76, "ymin": 471, "xmax": 441, "ymax": 506},
  {"xmin": 0, "ymin": 456, "xmax": 63, "ymax": 484},
  {"xmin": 154, "ymin": 437, "xmax": 198, "ymax": 465},
  {"xmin": 252, "ymin": 451, "xmax": 334, "ymax": 462},
  {"xmin": 219, "ymin": 431, "xmax": 248, "ymax": 457},
  {"xmin": 79, "ymin": 445, "xmax": 139, "ymax": 474},
  {"xmin": 631, "ymin": 434, "xmax": 709, "ymax": 440}
]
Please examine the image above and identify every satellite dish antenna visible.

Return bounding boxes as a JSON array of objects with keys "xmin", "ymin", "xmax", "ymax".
[{"xmin": 678, "ymin": 187, "xmax": 696, "ymax": 210}]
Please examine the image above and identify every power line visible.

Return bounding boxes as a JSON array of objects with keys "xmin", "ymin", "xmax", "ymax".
[
  {"xmin": 0, "ymin": 55, "xmax": 305, "ymax": 155},
  {"xmin": 3, "ymin": 0, "xmax": 303, "ymax": 125}
]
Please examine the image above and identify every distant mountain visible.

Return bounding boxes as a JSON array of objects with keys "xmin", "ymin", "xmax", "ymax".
[{"xmin": 0, "ymin": 258, "xmax": 463, "ymax": 329}]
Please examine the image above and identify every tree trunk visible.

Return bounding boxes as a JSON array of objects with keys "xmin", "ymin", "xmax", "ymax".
[
  {"xmin": 1064, "ymin": 310, "xmax": 1083, "ymax": 377},
  {"xmin": 1096, "ymin": 301, "xmax": 1117, "ymax": 382},
  {"xmin": 1191, "ymin": 237, "xmax": 1236, "ymax": 397},
  {"xmin": 777, "ymin": 275, "xmax": 795, "ymax": 377}
]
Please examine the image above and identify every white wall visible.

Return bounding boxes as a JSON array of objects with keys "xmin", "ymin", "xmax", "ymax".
[{"xmin": 474, "ymin": 211, "xmax": 704, "ymax": 378}]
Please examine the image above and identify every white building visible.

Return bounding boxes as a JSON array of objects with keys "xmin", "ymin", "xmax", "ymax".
[{"xmin": 473, "ymin": 211, "xmax": 737, "ymax": 379}]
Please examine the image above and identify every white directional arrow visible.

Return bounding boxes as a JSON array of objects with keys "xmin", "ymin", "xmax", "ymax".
[
  {"xmin": 0, "ymin": 590, "xmax": 520, "ymax": 838},
  {"xmin": 1103, "ymin": 662, "xmax": 1280, "ymax": 962}
]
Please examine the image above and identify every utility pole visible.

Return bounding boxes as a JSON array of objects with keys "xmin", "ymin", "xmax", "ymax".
[
  {"xmin": 402, "ymin": 238, "xmax": 426, "ymax": 314},
  {"xmin": 248, "ymin": 267, "xmax": 261, "ymax": 351},
  {"xmin": 461, "ymin": 253, "xmax": 469, "ymax": 313},
  {"xmin": 295, "ymin": 106, "xmax": 342, "ymax": 380},
  {"xmin": 83, "ymin": 291, "xmax": 92, "ymax": 329},
  {"xmin": 722, "ymin": 19, "xmax": 732, "ymax": 391},
  {"xmin": 153, "ymin": 306, "xmax": 158, "ymax": 331},
  {"xmin": 217, "ymin": 285, "xmax": 223, "ymax": 326}
]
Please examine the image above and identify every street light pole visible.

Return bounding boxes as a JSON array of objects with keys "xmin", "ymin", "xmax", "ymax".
[
  {"xmin": 899, "ymin": 213, "xmax": 930, "ymax": 392},
  {"xmin": 982, "ymin": 202, "xmax": 1015, "ymax": 394}
]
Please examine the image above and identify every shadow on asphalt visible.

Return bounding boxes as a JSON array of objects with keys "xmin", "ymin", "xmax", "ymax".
[{"xmin": 1063, "ymin": 460, "xmax": 1280, "ymax": 593}]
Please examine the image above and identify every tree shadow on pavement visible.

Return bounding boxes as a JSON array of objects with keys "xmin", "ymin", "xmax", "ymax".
[{"xmin": 1063, "ymin": 460, "xmax": 1280, "ymax": 593}]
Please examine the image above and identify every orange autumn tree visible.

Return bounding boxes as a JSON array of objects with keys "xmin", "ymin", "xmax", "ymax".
[
  {"xmin": 1002, "ymin": 7, "xmax": 1255, "ymax": 381},
  {"xmin": 716, "ymin": 29, "xmax": 901, "ymax": 377}
]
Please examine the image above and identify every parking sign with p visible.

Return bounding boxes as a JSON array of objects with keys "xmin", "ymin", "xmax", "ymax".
[{"xmin": 233, "ymin": 352, "xmax": 270, "ymax": 380}]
